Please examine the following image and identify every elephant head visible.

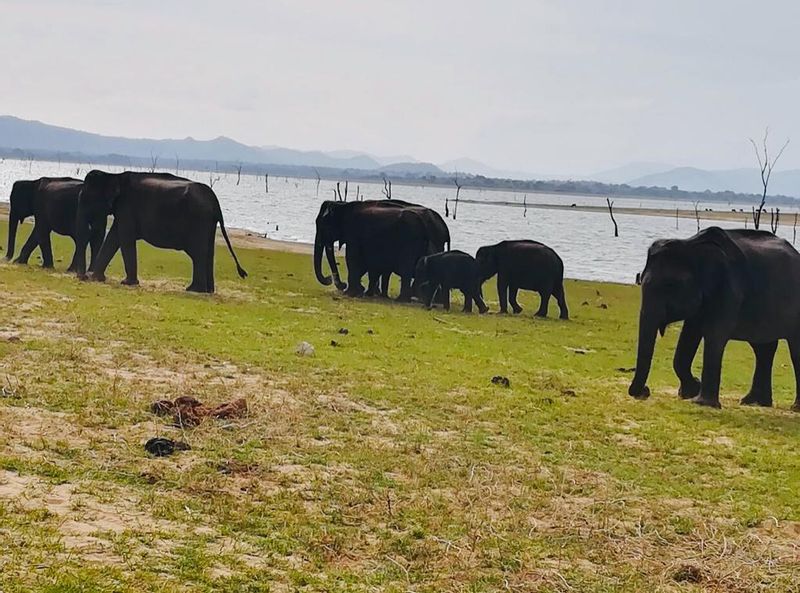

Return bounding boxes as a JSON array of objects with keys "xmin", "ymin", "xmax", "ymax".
[
  {"xmin": 475, "ymin": 244, "xmax": 499, "ymax": 281},
  {"xmin": 629, "ymin": 227, "xmax": 747, "ymax": 399},
  {"xmin": 74, "ymin": 170, "xmax": 125, "ymax": 277},
  {"xmin": 313, "ymin": 201, "xmax": 347, "ymax": 291},
  {"xmin": 6, "ymin": 180, "xmax": 36, "ymax": 261}
]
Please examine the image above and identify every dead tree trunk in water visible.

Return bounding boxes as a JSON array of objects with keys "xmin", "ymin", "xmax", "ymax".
[
  {"xmin": 314, "ymin": 169, "xmax": 321, "ymax": 197},
  {"xmin": 675, "ymin": 206, "xmax": 679, "ymax": 230},
  {"xmin": 693, "ymin": 201, "xmax": 700, "ymax": 233},
  {"xmin": 451, "ymin": 177, "xmax": 462, "ymax": 220},
  {"xmin": 770, "ymin": 208, "xmax": 780, "ymax": 234},
  {"xmin": 382, "ymin": 176, "xmax": 392, "ymax": 199},
  {"xmin": 750, "ymin": 128, "xmax": 790, "ymax": 230},
  {"xmin": 523, "ymin": 194, "xmax": 527, "ymax": 218},
  {"xmin": 794, "ymin": 213, "xmax": 798, "ymax": 244},
  {"xmin": 606, "ymin": 198, "xmax": 618, "ymax": 237},
  {"xmin": 265, "ymin": 174, "xmax": 269, "ymax": 194},
  {"xmin": 236, "ymin": 163, "xmax": 243, "ymax": 186}
]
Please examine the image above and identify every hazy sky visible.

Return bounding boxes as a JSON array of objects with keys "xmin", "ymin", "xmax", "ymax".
[{"xmin": 2, "ymin": 0, "xmax": 799, "ymax": 174}]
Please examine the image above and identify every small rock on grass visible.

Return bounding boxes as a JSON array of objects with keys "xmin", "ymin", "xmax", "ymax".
[
  {"xmin": 144, "ymin": 437, "xmax": 190, "ymax": 457},
  {"xmin": 296, "ymin": 341, "xmax": 315, "ymax": 356},
  {"xmin": 338, "ymin": 328, "xmax": 349, "ymax": 335},
  {"xmin": 491, "ymin": 376, "xmax": 511, "ymax": 388}
]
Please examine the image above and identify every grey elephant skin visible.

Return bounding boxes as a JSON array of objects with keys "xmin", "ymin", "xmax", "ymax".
[
  {"xmin": 629, "ymin": 226, "xmax": 800, "ymax": 410},
  {"xmin": 313, "ymin": 200, "xmax": 440, "ymax": 301},
  {"xmin": 6, "ymin": 177, "xmax": 106, "ymax": 272},
  {"xmin": 415, "ymin": 250, "xmax": 488, "ymax": 313},
  {"xmin": 476, "ymin": 240, "xmax": 569, "ymax": 319},
  {"xmin": 75, "ymin": 170, "xmax": 247, "ymax": 293}
]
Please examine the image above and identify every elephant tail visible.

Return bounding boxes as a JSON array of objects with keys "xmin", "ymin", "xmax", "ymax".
[{"xmin": 216, "ymin": 209, "xmax": 248, "ymax": 279}]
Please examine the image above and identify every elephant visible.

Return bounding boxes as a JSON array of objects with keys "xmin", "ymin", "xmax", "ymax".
[
  {"xmin": 363, "ymin": 200, "xmax": 450, "ymax": 298},
  {"xmin": 6, "ymin": 177, "xmax": 106, "ymax": 272},
  {"xmin": 75, "ymin": 170, "xmax": 247, "ymax": 293},
  {"xmin": 476, "ymin": 240, "xmax": 569, "ymax": 319},
  {"xmin": 628, "ymin": 226, "xmax": 800, "ymax": 410},
  {"xmin": 414, "ymin": 250, "xmax": 488, "ymax": 313},
  {"xmin": 313, "ymin": 200, "xmax": 432, "ymax": 301}
]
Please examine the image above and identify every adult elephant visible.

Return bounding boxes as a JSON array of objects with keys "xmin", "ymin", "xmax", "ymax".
[
  {"xmin": 476, "ymin": 240, "xmax": 569, "ymax": 319},
  {"xmin": 364, "ymin": 199, "xmax": 450, "ymax": 298},
  {"xmin": 628, "ymin": 226, "xmax": 800, "ymax": 410},
  {"xmin": 6, "ymin": 177, "xmax": 106, "ymax": 271},
  {"xmin": 75, "ymin": 170, "xmax": 247, "ymax": 293},
  {"xmin": 313, "ymin": 200, "xmax": 431, "ymax": 301}
]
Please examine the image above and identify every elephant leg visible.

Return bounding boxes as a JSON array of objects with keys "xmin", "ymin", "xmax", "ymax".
[
  {"xmin": 397, "ymin": 275, "xmax": 414, "ymax": 302},
  {"xmin": 463, "ymin": 290, "xmax": 473, "ymax": 313},
  {"xmin": 535, "ymin": 289, "xmax": 551, "ymax": 318},
  {"xmin": 554, "ymin": 282, "xmax": 569, "ymax": 320},
  {"xmin": 497, "ymin": 274, "xmax": 509, "ymax": 314},
  {"xmin": 14, "ymin": 226, "xmax": 39, "ymax": 265},
  {"xmin": 205, "ymin": 232, "xmax": 216, "ymax": 293},
  {"xmin": 366, "ymin": 272, "xmax": 380, "ymax": 297},
  {"xmin": 344, "ymin": 250, "xmax": 365, "ymax": 297},
  {"xmin": 788, "ymin": 338, "xmax": 800, "ymax": 412},
  {"xmin": 381, "ymin": 273, "xmax": 391, "ymax": 298},
  {"xmin": 67, "ymin": 238, "xmax": 81, "ymax": 273},
  {"xmin": 424, "ymin": 284, "xmax": 438, "ymax": 310},
  {"xmin": 740, "ymin": 341, "xmax": 778, "ymax": 407},
  {"xmin": 673, "ymin": 319, "xmax": 702, "ymax": 399},
  {"xmin": 36, "ymin": 225, "xmax": 54, "ymax": 269},
  {"xmin": 186, "ymin": 252, "xmax": 208, "ymax": 293},
  {"xmin": 510, "ymin": 286, "xmax": 523, "ymax": 314},
  {"xmin": 692, "ymin": 334, "xmax": 727, "ymax": 409},
  {"xmin": 119, "ymin": 238, "xmax": 140, "ymax": 286},
  {"xmin": 473, "ymin": 285, "xmax": 489, "ymax": 314},
  {"xmin": 441, "ymin": 284, "xmax": 451, "ymax": 311},
  {"xmin": 89, "ymin": 222, "xmax": 121, "ymax": 282}
]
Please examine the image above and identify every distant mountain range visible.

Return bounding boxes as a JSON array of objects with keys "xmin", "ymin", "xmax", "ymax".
[{"xmin": 1, "ymin": 115, "xmax": 799, "ymax": 198}]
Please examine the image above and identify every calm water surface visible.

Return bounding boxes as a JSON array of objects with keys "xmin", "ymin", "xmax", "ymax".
[{"xmin": 1, "ymin": 159, "xmax": 792, "ymax": 284}]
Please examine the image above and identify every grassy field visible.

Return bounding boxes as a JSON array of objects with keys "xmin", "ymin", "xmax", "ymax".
[{"xmin": 0, "ymin": 221, "xmax": 799, "ymax": 593}]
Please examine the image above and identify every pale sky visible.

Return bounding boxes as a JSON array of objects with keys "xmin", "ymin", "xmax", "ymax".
[{"xmin": 2, "ymin": 0, "xmax": 799, "ymax": 174}]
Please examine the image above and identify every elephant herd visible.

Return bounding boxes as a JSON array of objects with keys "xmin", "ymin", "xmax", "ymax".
[
  {"xmin": 5, "ymin": 172, "xmax": 800, "ymax": 411},
  {"xmin": 5, "ymin": 172, "xmax": 247, "ymax": 292},
  {"xmin": 312, "ymin": 199, "xmax": 569, "ymax": 318}
]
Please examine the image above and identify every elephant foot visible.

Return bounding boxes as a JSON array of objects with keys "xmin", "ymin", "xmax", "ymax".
[
  {"xmin": 740, "ymin": 392, "xmax": 773, "ymax": 407},
  {"xmin": 88, "ymin": 272, "xmax": 106, "ymax": 282},
  {"xmin": 13, "ymin": 258, "xmax": 27, "ymax": 265},
  {"xmin": 690, "ymin": 395, "xmax": 722, "ymax": 409},
  {"xmin": 628, "ymin": 384, "xmax": 650, "ymax": 400},
  {"xmin": 678, "ymin": 377, "xmax": 701, "ymax": 399},
  {"xmin": 791, "ymin": 401, "xmax": 800, "ymax": 413},
  {"xmin": 66, "ymin": 265, "xmax": 77, "ymax": 273},
  {"xmin": 42, "ymin": 263, "xmax": 54, "ymax": 270},
  {"xmin": 478, "ymin": 306, "xmax": 489, "ymax": 315},
  {"xmin": 513, "ymin": 307, "xmax": 523, "ymax": 315},
  {"xmin": 345, "ymin": 286, "xmax": 364, "ymax": 298},
  {"xmin": 121, "ymin": 278, "xmax": 140, "ymax": 287},
  {"xmin": 535, "ymin": 311, "xmax": 547, "ymax": 318},
  {"xmin": 559, "ymin": 313, "xmax": 569, "ymax": 320},
  {"xmin": 498, "ymin": 309, "xmax": 509, "ymax": 315}
]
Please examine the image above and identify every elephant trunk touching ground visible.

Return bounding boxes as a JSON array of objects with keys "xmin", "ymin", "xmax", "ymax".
[
  {"xmin": 313, "ymin": 238, "xmax": 346, "ymax": 290},
  {"xmin": 5, "ymin": 210, "xmax": 20, "ymax": 261}
]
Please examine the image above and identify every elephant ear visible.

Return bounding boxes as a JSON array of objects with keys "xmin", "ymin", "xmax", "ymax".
[{"xmin": 687, "ymin": 227, "xmax": 749, "ymax": 300}]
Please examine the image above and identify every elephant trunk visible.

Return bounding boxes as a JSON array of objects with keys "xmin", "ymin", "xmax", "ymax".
[
  {"xmin": 629, "ymin": 301, "xmax": 660, "ymax": 399},
  {"xmin": 314, "ymin": 238, "xmax": 332, "ymax": 286},
  {"xmin": 325, "ymin": 243, "xmax": 346, "ymax": 291},
  {"xmin": 6, "ymin": 212, "xmax": 18, "ymax": 261}
]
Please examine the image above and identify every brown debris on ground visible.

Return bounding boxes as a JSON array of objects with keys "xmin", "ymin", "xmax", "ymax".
[{"xmin": 150, "ymin": 395, "xmax": 248, "ymax": 427}]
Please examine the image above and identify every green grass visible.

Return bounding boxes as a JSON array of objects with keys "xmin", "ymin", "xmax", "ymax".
[{"xmin": 1, "ymin": 220, "xmax": 799, "ymax": 592}]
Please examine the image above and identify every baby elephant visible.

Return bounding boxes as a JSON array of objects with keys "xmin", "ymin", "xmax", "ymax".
[{"xmin": 415, "ymin": 250, "xmax": 488, "ymax": 313}]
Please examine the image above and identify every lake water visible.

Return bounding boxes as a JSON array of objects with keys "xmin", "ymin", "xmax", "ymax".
[{"xmin": 1, "ymin": 158, "xmax": 793, "ymax": 284}]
